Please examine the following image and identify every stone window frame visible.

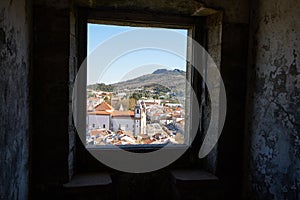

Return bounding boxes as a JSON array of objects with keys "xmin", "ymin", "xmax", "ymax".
[{"xmin": 72, "ymin": 7, "xmax": 223, "ymax": 172}]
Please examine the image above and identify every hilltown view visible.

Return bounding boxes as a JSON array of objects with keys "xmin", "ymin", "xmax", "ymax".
[{"xmin": 86, "ymin": 69, "xmax": 186, "ymax": 146}]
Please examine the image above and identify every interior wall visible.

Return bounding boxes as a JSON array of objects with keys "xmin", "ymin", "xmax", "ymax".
[
  {"xmin": 2, "ymin": 0, "xmax": 300, "ymax": 199},
  {"xmin": 246, "ymin": 0, "xmax": 300, "ymax": 198},
  {"xmin": 203, "ymin": 0, "xmax": 250, "ymax": 198},
  {"xmin": 0, "ymin": 0, "xmax": 31, "ymax": 199}
]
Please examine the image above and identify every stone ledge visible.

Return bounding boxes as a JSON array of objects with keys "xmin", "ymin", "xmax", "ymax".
[
  {"xmin": 63, "ymin": 172, "xmax": 112, "ymax": 188},
  {"xmin": 170, "ymin": 169, "xmax": 220, "ymax": 188}
]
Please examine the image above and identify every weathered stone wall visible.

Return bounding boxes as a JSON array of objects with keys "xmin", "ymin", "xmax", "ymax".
[
  {"xmin": 246, "ymin": 0, "xmax": 300, "ymax": 198},
  {"xmin": 203, "ymin": 1, "xmax": 250, "ymax": 198},
  {"xmin": 68, "ymin": 1, "xmax": 77, "ymax": 180},
  {"xmin": 31, "ymin": 0, "xmax": 70, "ymax": 197},
  {"xmin": 0, "ymin": 0, "xmax": 31, "ymax": 199}
]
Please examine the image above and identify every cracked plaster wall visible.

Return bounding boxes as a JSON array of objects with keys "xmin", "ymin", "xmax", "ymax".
[{"xmin": 247, "ymin": 0, "xmax": 300, "ymax": 199}]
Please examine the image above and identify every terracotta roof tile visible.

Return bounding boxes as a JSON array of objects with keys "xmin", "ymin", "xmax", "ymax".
[
  {"xmin": 95, "ymin": 102, "xmax": 113, "ymax": 111},
  {"xmin": 111, "ymin": 110, "xmax": 134, "ymax": 117},
  {"xmin": 88, "ymin": 111, "xmax": 111, "ymax": 115}
]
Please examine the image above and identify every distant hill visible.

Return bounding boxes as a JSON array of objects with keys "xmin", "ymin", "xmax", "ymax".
[
  {"xmin": 87, "ymin": 83, "xmax": 114, "ymax": 92},
  {"xmin": 87, "ymin": 69, "xmax": 187, "ymax": 94},
  {"xmin": 152, "ymin": 69, "xmax": 168, "ymax": 74},
  {"xmin": 112, "ymin": 69, "xmax": 186, "ymax": 93}
]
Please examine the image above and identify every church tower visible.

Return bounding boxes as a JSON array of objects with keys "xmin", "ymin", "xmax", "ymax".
[
  {"xmin": 134, "ymin": 103, "xmax": 141, "ymax": 136},
  {"xmin": 134, "ymin": 101, "xmax": 146, "ymax": 136}
]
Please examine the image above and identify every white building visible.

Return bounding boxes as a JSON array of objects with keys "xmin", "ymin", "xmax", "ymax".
[
  {"xmin": 110, "ymin": 110, "xmax": 134, "ymax": 132},
  {"xmin": 87, "ymin": 101, "xmax": 113, "ymax": 129},
  {"xmin": 87, "ymin": 101, "xmax": 146, "ymax": 136}
]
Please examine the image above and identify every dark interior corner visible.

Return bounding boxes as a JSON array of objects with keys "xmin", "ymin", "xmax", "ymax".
[{"xmin": 0, "ymin": 0, "xmax": 299, "ymax": 199}]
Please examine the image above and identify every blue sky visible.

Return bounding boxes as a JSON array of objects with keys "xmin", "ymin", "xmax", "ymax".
[{"xmin": 87, "ymin": 23, "xmax": 188, "ymax": 85}]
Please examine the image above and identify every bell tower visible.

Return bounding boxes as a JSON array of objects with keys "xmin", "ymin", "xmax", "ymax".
[
  {"xmin": 134, "ymin": 103, "xmax": 141, "ymax": 136},
  {"xmin": 134, "ymin": 101, "xmax": 147, "ymax": 136}
]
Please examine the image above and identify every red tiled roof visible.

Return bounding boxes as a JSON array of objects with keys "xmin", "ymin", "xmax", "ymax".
[
  {"xmin": 88, "ymin": 111, "xmax": 111, "ymax": 115},
  {"xmin": 111, "ymin": 110, "xmax": 134, "ymax": 117},
  {"xmin": 145, "ymin": 102, "xmax": 157, "ymax": 105},
  {"xmin": 95, "ymin": 101, "xmax": 113, "ymax": 111},
  {"xmin": 90, "ymin": 129, "xmax": 108, "ymax": 136}
]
